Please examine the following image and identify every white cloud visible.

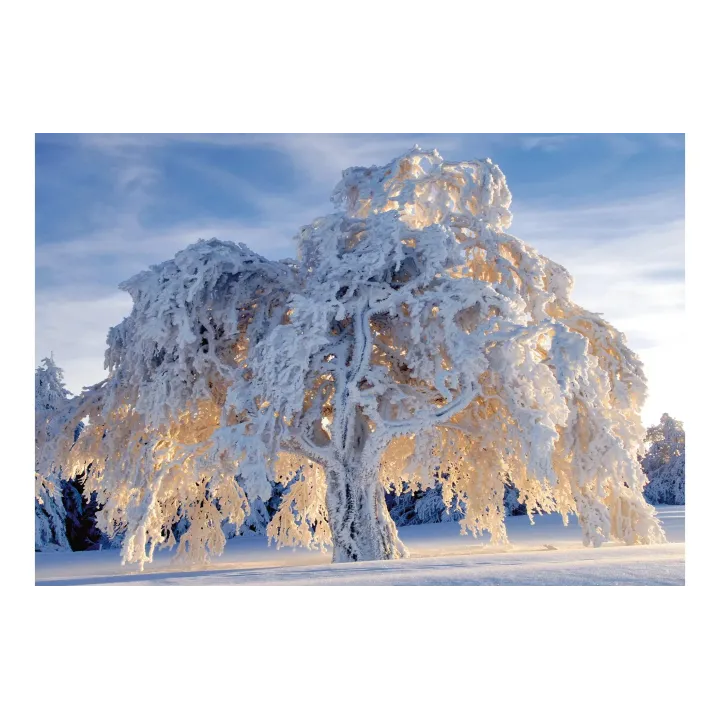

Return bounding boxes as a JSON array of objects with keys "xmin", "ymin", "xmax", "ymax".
[
  {"xmin": 35, "ymin": 290, "xmax": 133, "ymax": 394},
  {"xmin": 519, "ymin": 134, "xmax": 580, "ymax": 152},
  {"xmin": 512, "ymin": 194, "xmax": 684, "ymax": 425}
]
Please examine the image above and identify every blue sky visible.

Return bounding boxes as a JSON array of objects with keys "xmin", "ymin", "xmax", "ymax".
[{"xmin": 35, "ymin": 133, "xmax": 684, "ymax": 425}]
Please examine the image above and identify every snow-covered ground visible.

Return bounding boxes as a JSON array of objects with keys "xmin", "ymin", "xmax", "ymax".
[{"xmin": 35, "ymin": 506, "xmax": 684, "ymax": 586}]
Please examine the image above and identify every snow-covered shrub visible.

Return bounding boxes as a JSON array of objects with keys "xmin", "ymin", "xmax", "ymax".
[
  {"xmin": 642, "ymin": 414, "xmax": 685, "ymax": 505},
  {"xmin": 39, "ymin": 148, "xmax": 664, "ymax": 569}
]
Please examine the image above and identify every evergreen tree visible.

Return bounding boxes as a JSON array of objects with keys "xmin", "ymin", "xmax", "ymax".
[
  {"xmin": 35, "ymin": 357, "xmax": 111, "ymax": 551},
  {"xmin": 642, "ymin": 414, "xmax": 685, "ymax": 505},
  {"xmin": 35, "ymin": 357, "xmax": 71, "ymax": 551}
]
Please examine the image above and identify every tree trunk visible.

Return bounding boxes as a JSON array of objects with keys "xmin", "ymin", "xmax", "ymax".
[{"xmin": 325, "ymin": 465, "xmax": 408, "ymax": 562}]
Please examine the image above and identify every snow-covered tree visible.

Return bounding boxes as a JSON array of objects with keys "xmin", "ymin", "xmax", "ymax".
[
  {"xmin": 35, "ymin": 357, "xmax": 71, "ymax": 551},
  {"xmin": 388, "ymin": 473, "xmax": 529, "ymax": 528},
  {"xmin": 62, "ymin": 467, "xmax": 111, "ymax": 550},
  {"xmin": 39, "ymin": 148, "xmax": 664, "ymax": 568},
  {"xmin": 642, "ymin": 414, "xmax": 685, "ymax": 505},
  {"xmin": 387, "ymin": 480, "xmax": 466, "ymax": 527},
  {"xmin": 35, "ymin": 358, "xmax": 113, "ymax": 551}
]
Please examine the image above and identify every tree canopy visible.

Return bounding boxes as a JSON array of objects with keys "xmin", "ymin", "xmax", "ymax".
[{"xmin": 38, "ymin": 148, "xmax": 665, "ymax": 567}]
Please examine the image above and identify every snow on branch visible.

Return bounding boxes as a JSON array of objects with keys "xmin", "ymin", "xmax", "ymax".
[{"xmin": 42, "ymin": 148, "xmax": 664, "ymax": 566}]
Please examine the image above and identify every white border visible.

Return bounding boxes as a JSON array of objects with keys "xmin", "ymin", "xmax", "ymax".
[{"xmin": 4, "ymin": 1, "xmax": 712, "ymax": 716}]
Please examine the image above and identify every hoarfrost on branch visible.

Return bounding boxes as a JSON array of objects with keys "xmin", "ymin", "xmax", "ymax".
[{"xmin": 37, "ymin": 148, "xmax": 664, "ymax": 567}]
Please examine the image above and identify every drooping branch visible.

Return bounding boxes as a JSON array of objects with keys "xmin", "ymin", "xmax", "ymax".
[{"xmin": 40, "ymin": 147, "xmax": 665, "ymax": 567}]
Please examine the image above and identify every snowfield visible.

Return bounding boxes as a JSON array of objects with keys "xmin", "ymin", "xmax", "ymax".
[{"xmin": 35, "ymin": 506, "xmax": 684, "ymax": 586}]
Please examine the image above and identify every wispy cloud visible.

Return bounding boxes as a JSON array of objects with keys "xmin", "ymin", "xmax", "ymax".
[
  {"xmin": 35, "ymin": 289, "xmax": 133, "ymax": 393},
  {"xmin": 35, "ymin": 216, "xmax": 315, "ymax": 307},
  {"xmin": 57, "ymin": 132, "xmax": 479, "ymax": 189},
  {"xmin": 518, "ymin": 134, "xmax": 580, "ymax": 152}
]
